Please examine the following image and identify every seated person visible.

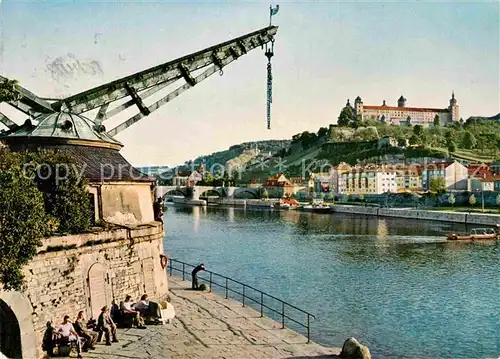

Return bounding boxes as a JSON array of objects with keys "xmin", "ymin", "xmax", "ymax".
[
  {"xmin": 110, "ymin": 300, "xmax": 121, "ymax": 324},
  {"xmin": 120, "ymin": 295, "xmax": 146, "ymax": 329},
  {"xmin": 56, "ymin": 315, "xmax": 83, "ymax": 359},
  {"xmin": 135, "ymin": 294, "xmax": 162, "ymax": 323},
  {"xmin": 97, "ymin": 306, "xmax": 119, "ymax": 345},
  {"xmin": 42, "ymin": 321, "xmax": 55, "ymax": 356},
  {"xmin": 73, "ymin": 311, "xmax": 97, "ymax": 352},
  {"xmin": 134, "ymin": 294, "xmax": 149, "ymax": 317}
]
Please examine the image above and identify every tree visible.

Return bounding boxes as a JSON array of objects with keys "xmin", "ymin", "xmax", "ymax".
[
  {"xmin": 29, "ymin": 151, "xmax": 91, "ymax": 233},
  {"xmin": 433, "ymin": 115, "xmax": 440, "ymax": 127},
  {"xmin": 447, "ymin": 139, "xmax": 456, "ymax": 154},
  {"xmin": 469, "ymin": 194, "xmax": 476, "ymax": 207},
  {"xmin": 351, "ymin": 114, "xmax": 362, "ymax": 129},
  {"xmin": 397, "ymin": 137, "xmax": 407, "ymax": 147},
  {"xmin": 262, "ymin": 189, "xmax": 269, "ymax": 199},
  {"xmin": 317, "ymin": 127, "xmax": 328, "ymax": 137},
  {"xmin": 0, "ymin": 151, "xmax": 52, "ymax": 290},
  {"xmin": 203, "ymin": 172, "xmax": 214, "ymax": 185},
  {"xmin": 409, "ymin": 135, "xmax": 419, "ymax": 146},
  {"xmin": 413, "ymin": 125, "xmax": 424, "ymax": 137},
  {"xmin": 430, "ymin": 177, "xmax": 446, "ymax": 193},
  {"xmin": 338, "ymin": 106, "xmax": 354, "ymax": 127},
  {"xmin": 448, "ymin": 193, "xmax": 456, "ymax": 207},
  {"xmin": 462, "ymin": 132, "xmax": 477, "ymax": 149}
]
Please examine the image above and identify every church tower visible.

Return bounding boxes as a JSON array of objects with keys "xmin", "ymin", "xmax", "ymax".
[
  {"xmin": 397, "ymin": 95, "xmax": 407, "ymax": 107},
  {"xmin": 448, "ymin": 91, "xmax": 459, "ymax": 122},
  {"xmin": 354, "ymin": 96, "xmax": 363, "ymax": 118}
]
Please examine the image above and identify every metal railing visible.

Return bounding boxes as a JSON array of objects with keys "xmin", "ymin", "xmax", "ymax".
[{"xmin": 167, "ymin": 258, "xmax": 315, "ymax": 342}]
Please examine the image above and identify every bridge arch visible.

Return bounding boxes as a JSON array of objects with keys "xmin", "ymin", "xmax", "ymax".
[
  {"xmin": 234, "ymin": 188, "xmax": 260, "ymax": 199},
  {"xmin": 0, "ymin": 291, "xmax": 37, "ymax": 359},
  {"xmin": 200, "ymin": 189, "xmax": 222, "ymax": 198},
  {"xmin": 164, "ymin": 189, "xmax": 187, "ymax": 198}
]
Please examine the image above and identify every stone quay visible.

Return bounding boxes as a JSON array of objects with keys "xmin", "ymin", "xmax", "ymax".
[{"xmin": 83, "ymin": 275, "xmax": 342, "ymax": 359}]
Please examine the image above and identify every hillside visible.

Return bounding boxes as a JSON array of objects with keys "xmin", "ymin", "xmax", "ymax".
[
  {"xmin": 169, "ymin": 113, "xmax": 500, "ymax": 184},
  {"xmin": 237, "ymin": 115, "xmax": 500, "ymax": 183},
  {"xmin": 174, "ymin": 140, "xmax": 290, "ymax": 172}
]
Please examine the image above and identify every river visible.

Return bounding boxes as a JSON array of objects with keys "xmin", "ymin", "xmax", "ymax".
[{"xmin": 162, "ymin": 205, "xmax": 500, "ymax": 359}]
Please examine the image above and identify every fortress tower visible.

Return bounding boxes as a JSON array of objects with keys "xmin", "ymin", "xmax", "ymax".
[{"xmin": 448, "ymin": 91, "xmax": 459, "ymax": 122}]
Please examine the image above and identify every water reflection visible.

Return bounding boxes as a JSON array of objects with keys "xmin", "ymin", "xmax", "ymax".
[{"xmin": 164, "ymin": 206, "xmax": 500, "ymax": 359}]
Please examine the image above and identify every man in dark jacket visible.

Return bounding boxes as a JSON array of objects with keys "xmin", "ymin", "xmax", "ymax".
[
  {"xmin": 191, "ymin": 263, "xmax": 205, "ymax": 289},
  {"xmin": 74, "ymin": 311, "xmax": 97, "ymax": 351}
]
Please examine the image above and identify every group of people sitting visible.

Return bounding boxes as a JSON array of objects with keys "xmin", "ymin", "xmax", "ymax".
[
  {"xmin": 42, "ymin": 311, "xmax": 106, "ymax": 358},
  {"xmin": 42, "ymin": 293, "xmax": 162, "ymax": 357},
  {"xmin": 111, "ymin": 294, "xmax": 162, "ymax": 328}
]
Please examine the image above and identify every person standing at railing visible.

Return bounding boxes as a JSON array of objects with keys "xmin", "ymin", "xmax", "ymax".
[{"xmin": 191, "ymin": 263, "xmax": 205, "ymax": 289}]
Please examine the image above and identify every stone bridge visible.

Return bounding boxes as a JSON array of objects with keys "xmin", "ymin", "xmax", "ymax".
[{"xmin": 156, "ymin": 186, "xmax": 260, "ymax": 200}]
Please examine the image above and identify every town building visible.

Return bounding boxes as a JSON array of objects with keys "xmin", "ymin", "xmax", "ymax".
[
  {"xmin": 331, "ymin": 161, "xmax": 470, "ymax": 194},
  {"xmin": 420, "ymin": 161, "xmax": 468, "ymax": 191},
  {"xmin": 490, "ymin": 161, "xmax": 500, "ymax": 175},
  {"xmin": 334, "ymin": 163, "xmax": 399, "ymax": 195},
  {"xmin": 467, "ymin": 163, "xmax": 491, "ymax": 179},
  {"xmin": 310, "ymin": 172, "xmax": 336, "ymax": 194},
  {"xmin": 394, "ymin": 165, "xmax": 422, "ymax": 192},
  {"xmin": 349, "ymin": 92, "xmax": 459, "ymax": 126},
  {"xmin": 262, "ymin": 173, "xmax": 294, "ymax": 197}
]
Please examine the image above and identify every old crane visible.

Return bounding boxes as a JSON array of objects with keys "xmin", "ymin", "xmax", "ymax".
[{"xmin": 0, "ymin": 25, "xmax": 278, "ymax": 141}]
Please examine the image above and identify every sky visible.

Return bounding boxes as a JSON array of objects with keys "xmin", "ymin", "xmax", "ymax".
[{"xmin": 1, "ymin": 1, "xmax": 499, "ymax": 167}]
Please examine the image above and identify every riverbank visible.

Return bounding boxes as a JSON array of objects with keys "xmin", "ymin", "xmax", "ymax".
[
  {"xmin": 330, "ymin": 204, "xmax": 500, "ymax": 225},
  {"xmin": 84, "ymin": 275, "xmax": 340, "ymax": 359},
  {"xmin": 175, "ymin": 198, "xmax": 500, "ymax": 225}
]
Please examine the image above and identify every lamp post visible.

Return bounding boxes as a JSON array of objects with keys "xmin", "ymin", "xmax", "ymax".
[{"xmin": 482, "ymin": 173, "xmax": 486, "ymax": 212}]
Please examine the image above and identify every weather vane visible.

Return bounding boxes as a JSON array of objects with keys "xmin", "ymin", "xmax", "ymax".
[{"xmin": 266, "ymin": 4, "xmax": 279, "ymax": 130}]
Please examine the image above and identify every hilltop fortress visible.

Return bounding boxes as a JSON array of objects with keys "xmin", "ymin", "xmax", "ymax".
[{"xmin": 346, "ymin": 92, "xmax": 460, "ymax": 126}]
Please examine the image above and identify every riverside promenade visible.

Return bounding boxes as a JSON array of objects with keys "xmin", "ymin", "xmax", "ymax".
[{"xmin": 84, "ymin": 275, "xmax": 340, "ymax": 359}]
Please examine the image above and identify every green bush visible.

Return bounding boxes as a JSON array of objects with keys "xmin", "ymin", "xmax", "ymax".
[
  {"xmin": 27, "ymin": 150, "xmax": 91, "ymax": 233},
  {"xmin": 0, "ymin": 161, "xmax": 50, "ymax": 290},
  {"xmin": 0, "ymin": 148, "xmax": 91, "ymax": 290}
]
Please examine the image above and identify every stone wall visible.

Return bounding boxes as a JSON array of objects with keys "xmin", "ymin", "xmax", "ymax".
[
  {"xmin": 0, "ymin": 222, "xmax": 168, "ymax": 358},
  {"xmin": 97, "ymin": 182, "xmax": 155, "ymax": 225},
  {"xmin": 331, "ymin": 205, "xmax": 500, "ymax": 225}
]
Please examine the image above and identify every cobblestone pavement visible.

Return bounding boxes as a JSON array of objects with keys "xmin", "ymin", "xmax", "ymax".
[{"xmin": 83, "ymin": 276, "xmax": 340, "ymax": 359}]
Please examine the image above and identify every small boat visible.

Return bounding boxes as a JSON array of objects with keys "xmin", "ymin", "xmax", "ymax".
[
  {"xmin": 447, "ymin": 228, "xmax": 499, "ymax": 241},
  {"xmin": 302, "ymin": 204, "xmax": 332, "ymax": 214},
  {"xmin": 274, "ymin": 197, "xmax": 300, "ymax": 210}
]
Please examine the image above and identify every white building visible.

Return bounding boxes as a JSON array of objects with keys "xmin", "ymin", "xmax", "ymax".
[{"xmin": 349, "ymin": 92, "xmax": 459, "ymax": 127}]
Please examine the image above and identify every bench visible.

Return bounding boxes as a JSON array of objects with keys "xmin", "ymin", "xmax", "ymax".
[{"xmin": 51, "ymin": 334, "xmax": 80, "ymax": 357}]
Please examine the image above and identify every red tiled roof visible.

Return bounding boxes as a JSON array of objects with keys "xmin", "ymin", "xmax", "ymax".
[
  {"xmin": 363, "ymin": 105, "xmax": 449, "ymax": 113},
  {"xmin": 481, "ymin": 175, "xmax": 500, "ymax": 182},
  {"xmin": 263, "ymin": 179, "xmax": 293, "ymax": 187},
  {"xmin": 468, "ymin": 164, "xmax": 491, "ymax": 177}
]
